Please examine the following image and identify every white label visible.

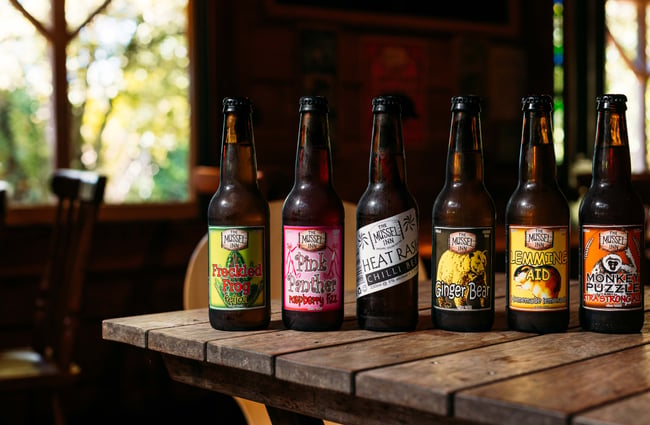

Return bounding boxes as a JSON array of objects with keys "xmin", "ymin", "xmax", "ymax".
[{"xmin": 356, "ymin": 208, "xmax": 419, "ymax": 298}]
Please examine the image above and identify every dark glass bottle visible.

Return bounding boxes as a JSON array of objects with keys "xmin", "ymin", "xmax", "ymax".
[
  {"xmin": 505, "ymin": 95, "xmax": 570, "ymax": 333},
  {"xmin": 579, "ymin": 94, "xmax": 645, "ymax": 333},
  {"xmin": 282, "ymin": 96, "xmax": 345, "ymax": 331},
  {"xmin": 356, "ymin": 96, "xmax": 419, "ymax": 332},
  {"xmin": 432, "ymin": 95, "xmax": 496, "ymax": 331},
  {"xmin": 208, "ymin": 97, "xmax": 270, "ymax": 331}
]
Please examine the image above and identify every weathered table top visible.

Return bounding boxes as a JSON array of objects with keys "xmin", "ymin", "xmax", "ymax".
[{"xmin": 102, "ymin": 274, "xmax": 650, "ymax": 425}]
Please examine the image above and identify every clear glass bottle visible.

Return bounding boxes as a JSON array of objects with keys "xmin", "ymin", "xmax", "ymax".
[
  {"xmin": 432, "ymin": 95, "xmax": 495, "ymax": 331},
  {"xmin": 579, "ymin": 94, "xmax": 645, "ymax": 333},
  {"xmin": 356, "ymin": 96, "xmax": 419, "ymax": 332},
  {"xmin": 505, "ymin": 95, "xmax": 570, "ymax": 333},
  {"xmin": 208, "ymin": 97, "xmax": 270, "ymax": 331},
  {"xmin": 282, "ymin": 96, "xmax": 345, "ymax": 331}
]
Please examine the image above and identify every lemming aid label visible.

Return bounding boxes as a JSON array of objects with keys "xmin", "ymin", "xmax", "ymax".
[
  {"xmin": 433, "ymin": 227, "xmax": 492, "ymax": 311},
  {"xmin": 582, "ymin": 226, "xmax": 643, "ymax": 310},
  {"xmin": 283, "ymin": 225, "xmax": 343, "ymax": 312},
  {"xmin": 508, "ymin": 226, "xmax": 569, "ymax": 311},
  {"xmin": 356, "ymin": 208, "xmax": 419, "ymax": 299},
  {"xmin": 208, "ymin": 226, "xmax": 266, "ymax": 310}
]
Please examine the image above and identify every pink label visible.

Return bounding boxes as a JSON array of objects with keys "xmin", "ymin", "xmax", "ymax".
[{"xmin": 283, "ymin": 225, "xmax": 343, "ymax": 312}]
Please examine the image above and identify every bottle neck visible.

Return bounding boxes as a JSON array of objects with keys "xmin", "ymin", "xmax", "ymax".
[
  {"xmin": 518, "ymin": 109, "xmax": 558, "ymax": 183},
  {"xmin": 592, "ymin": 109, "xmax": 632, "ymax": 183},
  {"xmin": 219, "ymin": 112, "xmax": 259, "ymax": 186},
  {"xmin": 445, "ymin": 110, "xmax": 484, "ymax": 183},
  {"xmin": 369, "ymin": 111, "xmax": 406, "ymax": 185},
  {"xmin": 295, "ymin": 110, "xmax": 333, "ymax": 184}
]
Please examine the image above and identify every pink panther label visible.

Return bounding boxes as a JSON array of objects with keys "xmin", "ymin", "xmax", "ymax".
[{"xmin": 283, "ymin": 225, "xmax": 343, "ymax": 312}]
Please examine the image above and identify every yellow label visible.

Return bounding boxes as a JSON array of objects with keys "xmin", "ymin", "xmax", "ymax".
[
  {"xmin": 508, "ymin": 226, "xmax": 569, "ymax": 310},
  {"xmin": 208, "ymin": 226, "xmax": 266, "ymax": 310}
]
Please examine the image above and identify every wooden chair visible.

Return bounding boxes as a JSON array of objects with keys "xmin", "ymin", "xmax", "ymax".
[
  {"xmin": 0, "ymin": 169, "xmax": 106, "ymax": 424},
  {"xmin": 183, "ymin": 199, "xmax": 358, "ymax": 425}
]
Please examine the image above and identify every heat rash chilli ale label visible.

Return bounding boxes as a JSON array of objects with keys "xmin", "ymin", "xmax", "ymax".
[
  {"xmin": 283, "ymin": 225, "xmax": 343, "ymax": 312},
  {"xmin": 582, "ymin": 226, "xmax": 643, "ymax": 311},
  {"xmin": 508, "ymin": 226, "xmax": 569, "ymax": 311},
  {"xmin": 208, "ymin": 226, "xmax": 266, "ymax": 310},
  {"xmin": 356, "ymin": 209, "xmax": 419, "ymax": 299}
]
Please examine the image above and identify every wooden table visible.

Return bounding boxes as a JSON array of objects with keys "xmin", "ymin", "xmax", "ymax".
[{"xmin": 102, "ymin": 274, "xmax": 650, "ymax": 425}]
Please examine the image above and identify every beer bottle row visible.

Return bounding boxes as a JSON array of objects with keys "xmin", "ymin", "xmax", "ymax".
[{"xmin": 207, "ymin": 94, "xmax": 645, "ymax": 334}]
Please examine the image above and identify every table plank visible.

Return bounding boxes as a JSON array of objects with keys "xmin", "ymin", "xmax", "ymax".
[
  {"xmin": 455, "ymin": 340, "xmax": 650, "ymax": 425},
  {"xmin": 101, "ymin": 308, "xmax": 207, "ymax": 348},
  {"xmin": 573, "ymin": 390, "xmax": 650, "ymax": 425}
]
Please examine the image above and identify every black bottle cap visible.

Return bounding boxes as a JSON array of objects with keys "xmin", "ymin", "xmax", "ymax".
[
  {"xmin": 451, "ymin": 95, "xmax": 481, "ymax": 112},
  {"xmin": 372, "ymin": 96, "xmax": 402, "ymax": 114},
  {"xmin": 522, "ymin": 94, "xmax": 553, "ymax": 111},
  {"xmin": 597, "ymin": 94, "xmax": 627, "ymax": 111},
  {"xmin": 222, "ymin": 97, "xmax": 252, "ymax": 113},
  {"xmin": 299, "ymin": 96, "xmax": 328, "ymax": 112}
]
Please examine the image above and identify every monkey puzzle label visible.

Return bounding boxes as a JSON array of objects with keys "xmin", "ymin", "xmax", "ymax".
[
  {"xmin": 284, "ymin": 225, "xmax": 343, "ymax": 312},
  {"xmin": 433, "ymin": 227, "xmax": 492, "ymax": 311},
  {"xmin": 508, "ymin": 226, "xmax": 569, "ymax": 311},
  {"xmin": 208, "ymin": 226, "xmax": 266, "ymax": 310},
  {"xmin": 582, "ymin": 226, "xmax": 643, "ymax": 310},
  {"xmin": 356, "ymin": 209, "xmax": 419, "ymax": 299}
]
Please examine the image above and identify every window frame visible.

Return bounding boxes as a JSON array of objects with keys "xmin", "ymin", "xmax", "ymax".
[{"xmin": 4, "ymin": 0, "xmax": 202, "ymax": 223}]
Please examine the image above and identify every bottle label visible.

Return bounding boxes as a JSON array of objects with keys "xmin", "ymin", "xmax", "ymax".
[
  {"xmin": 582, "ymin": 225, "xmax": 643, "ymax": 311},
  {"xmin": 356, "ymin": 209, "xmax": 419, "ymax": 299},
  {"xmin": 283, "ymin": 225, "xmax": 343, "ymax": 312},
  {"xmin": 508, "ymin": 226, "xmax": 569, "ymax": 311},
  {"xmin": 208, "ymin": 226, "xmax": 266, "ymax": 310},
  {"xmin": 433, "ymin": 227, "xmax": 493, "ymax": 311}
]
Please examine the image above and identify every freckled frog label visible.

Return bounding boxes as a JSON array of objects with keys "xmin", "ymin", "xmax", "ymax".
[
  {"xmin": 209, "ymin": 226, "xmax": 266, "ymax": 310},
  {"xmin": 356, "ymin": 209, "xmax": 419, "ymax": 298},
  {"xmin": 283, "ymin": 225, "xmax": 343, "ymax": 312}
]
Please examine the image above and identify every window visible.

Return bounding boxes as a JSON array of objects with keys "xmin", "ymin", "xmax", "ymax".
[
  {"xmin": 1, "ymin": 0, "xmax": 190, "ymax": 205},
  {"xmin": 605, "ymin": 0, "xmax": 648, "ymax": 173}
]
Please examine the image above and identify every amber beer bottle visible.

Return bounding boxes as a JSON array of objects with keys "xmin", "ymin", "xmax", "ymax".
[
  {"xmin": 282, "ymin": 96, "xmax": 345, "ymax": 331},
  {"xmin": 356, "ymin": 96, "xmax": 419, "ymax": 331},
  {"xmin": 432, "ymin": 95, "xmax": 496, "ymax": 331},
  {"xmin": 579, "ymin": 94, "xmax": 645, "ymax": 333},
  {"xmin": 505, "ymin": 95, "xmax": 570, "ymax": 333},
  {"xmin": 207, "ymin": 97, "xmax": 270, "ymax": 331}
]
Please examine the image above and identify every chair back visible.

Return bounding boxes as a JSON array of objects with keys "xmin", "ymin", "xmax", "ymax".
[
  {"xmin": 0, "ymin": 180, "xmax": 8, "ymax": 229},
  {"xmin": 32, "ymin": 169, "xmax": 106, "ymax": 370}
]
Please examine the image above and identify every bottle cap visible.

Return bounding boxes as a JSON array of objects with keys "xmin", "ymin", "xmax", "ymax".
[
  {"xmin": 222, "ymin": 97, "xmax": 252, "ymax": 113},
  {"xmin": 299, "ymin": 96, "xmax": 328, "ymax": 112},
  {"xmin": 522, "ymin": 95, "xmax": 553, "ymax": 111},
  {"xmin": 451, "ymin": 95, "xmax": 481, "ymax": 112},
  {"xmin": 372, "ymin": 96, "xmax": 402, "ymax": 113},
  {"xmin": 597, "ymin": 94, "xmax": 627, "ymax": 111}
]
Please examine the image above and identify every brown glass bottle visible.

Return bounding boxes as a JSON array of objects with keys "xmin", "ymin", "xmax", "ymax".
[
  {"xmin": 505, "ymin": 95, "xmax": 570, "ymax": 333},
  {"xmin": 356, "ymin": 96, "xmax": 419, "ymax": 332},
  {"xmin": 208, "ymin": 97, "xmax": 270, "ymax": 331},
  {"xmin": 282, "ymin": 96, "xmax": 345, "ymax": 331},
  {"xmin": 432, "ymin": 95, "xmax": 496, "ymax": 331},
  {"xmin": 579, "ymin": 94, "xmax": 645, "ymax": 333}
]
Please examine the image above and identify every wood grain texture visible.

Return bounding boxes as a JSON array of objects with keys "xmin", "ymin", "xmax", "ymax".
[{"xmin": 573, "ymin": 391, "xmax": 650, "ymax": 425}]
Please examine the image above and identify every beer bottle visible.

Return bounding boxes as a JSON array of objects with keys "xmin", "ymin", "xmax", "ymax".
[
  {"xmin": 579, "ymin": 94, "xmax": 645, "ymax": 333},
  {"xmin": 356, "ymin": 96, "xmax": 419, "ymax": 332},
  {"xmin": 432, "ymin": 95, "xmax": 496, "ymax": 331},
  {"xmin": 505, "ymin": 95, "xmax": 570, "ymax": 333},
  {"xmin": 282, "ymin": 96, "xmax": 345, "ymax": 331},
  {"xmin": 208, "ymin": 97, "xmax": 270, "ymax": 331}
]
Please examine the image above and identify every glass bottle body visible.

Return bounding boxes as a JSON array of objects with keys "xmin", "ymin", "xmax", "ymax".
[
  {"xmin": 432, "ymin": 96, "xmax": 496, "ymax": 332},
  {"xmin": 282, "ymin": 96, "xmax": 344, "ymax": 331},
  {"xmin": 505, "ymin": 95, "xmax": 570, "ymax": 333},
  {"xmin": 579, "ymin": 94, "xmax": 645, "ymax": 333},
  {"xmin": 208, "ymin": 98, "xmax": 270, "ymax": 331},
  {"xmin": 357, "ymin": 96, "xmax": 419, "ymax": 332}
]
